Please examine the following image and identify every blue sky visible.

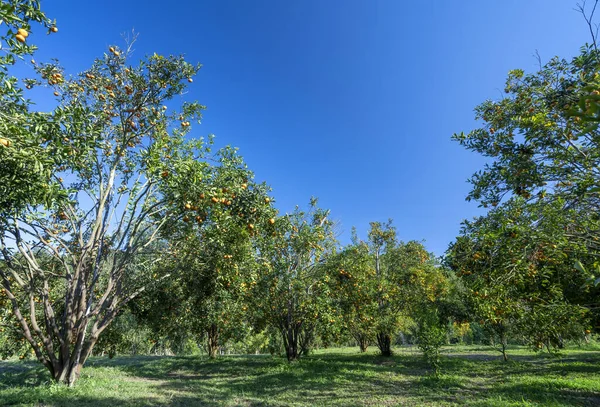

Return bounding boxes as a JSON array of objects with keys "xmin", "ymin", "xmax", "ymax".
[{"xmin": 31, "ymin": 0, "xmax": 591, "ymax": 255}]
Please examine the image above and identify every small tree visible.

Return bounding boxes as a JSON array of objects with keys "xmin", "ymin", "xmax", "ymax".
[
  {"xmin": 135, "ymin": 194, "xmax": 274, "ymax": 359},
  {"xmin": 252, "ymin": 199, "xmax": 336, "ymax": 361},
  {"xmin": 446, "ymin": 199, "xmax": 595, "ymax": 359},
  {"xmin": 415, "ymin": 310, "xmax": 447, "ymax": 376},
  {"xmin": 326, "ymin": 232, "xmax": 378, "ymax": 353}
]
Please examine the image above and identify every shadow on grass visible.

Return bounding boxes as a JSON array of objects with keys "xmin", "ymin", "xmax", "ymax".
[{"xmin": 1, "ymin": 349, "xmax": 599, "ymax": 406}]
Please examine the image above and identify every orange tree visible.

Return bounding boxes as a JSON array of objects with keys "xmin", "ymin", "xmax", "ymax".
[
  {"xmin": 330, "ymin": 221, "xmax": 436, "ymax": 357},
  {"xmin": 404, "ymin": 261, "xmax": 452, "ymax": 375},
  {"xmin": 367, "ymin": 222, "xmax": 428, "ymax": 356},
  {"xmin": 446, "ymin": 198, "xmax": 595, "ymax": 358},
  {"xmin": 132, "ymin": 180, "xmax": 275, "ymax": 358},
  {"xmin": 250, "ymin": 199, "xmax": 337, "ymax": 361},
  {"xmin": 452, "ymin": 44, "xmax": 600, "ymax": 274},
  {"xmin": 325, "ymin": 232, "xmax": 378, "ymax": 352},
  {"xmin": 0, "ymin": 39, "xmax": 263, "ymax": 385},
  {"xmin": 0, "ymin": 0, "xmax": 59, "ymax": 215}
]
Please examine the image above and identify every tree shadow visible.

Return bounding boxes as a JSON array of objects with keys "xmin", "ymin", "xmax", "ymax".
[{"xmin": 1, "ymin": 350, "xmax": 599, "ymax": 406}]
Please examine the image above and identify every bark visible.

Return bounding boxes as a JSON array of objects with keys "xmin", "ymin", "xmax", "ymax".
[
  {"xmin": 376, "ymin": 332, "xmax": 392, "ymax": 357},
  {"xmin": 353, "ymin": 331, "xmax": 369, "ymax": 353},
  {"xmin": 281, "ymin": 321, "xmax": 301, "ymax": 362},
  {"xmin": 207, "ymin": 323, "xmax": 219, "ymax": 359},
  {"xmin": 500, "ymin": 330, "xmax": 508, "ymax": 362},
  {"xmin": 299, "ymin": 327, "xmax": 314, "ymax": 357}
]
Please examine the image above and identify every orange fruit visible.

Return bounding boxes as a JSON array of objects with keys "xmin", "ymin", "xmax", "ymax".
[
  {"xmin": 0, "ymin": 138, "xmax": 11, "ymax": 147},
  {"xmin": 17, "ymin": 28, "xmax": 29, "ymax": 38},
  {"xmin": 15, "ymin": 34, "xmax": 26, "ymax": 43},
  {"xmin": 50, "ymin": 26, "xmax": 58, "ymax": 33}
]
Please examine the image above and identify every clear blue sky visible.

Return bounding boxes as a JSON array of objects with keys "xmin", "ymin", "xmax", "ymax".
[{"xmin": 31, "ymin": 0, "xmax": 590, "ymax": 255}]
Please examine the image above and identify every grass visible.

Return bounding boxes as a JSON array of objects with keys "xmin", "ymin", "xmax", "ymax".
[{"xmin": 1, "ymin": 344, "xmax": 599, "ymax": 406}]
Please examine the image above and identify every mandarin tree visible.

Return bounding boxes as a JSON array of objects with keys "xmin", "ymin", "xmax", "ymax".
[
  {"xmin": 251, "ymin": 199, "xmax": 337, "ymax": 361},
  {"xmin": 134, "ymin": 184, "xmax": 275, "ymax": 358},
  {"xmin": 446, "ymin": 198, "xmax": 594, "ymax": 358},
  {"xmin": 0, "ymin": 39, "xmax": 264, "ymax": 385}
]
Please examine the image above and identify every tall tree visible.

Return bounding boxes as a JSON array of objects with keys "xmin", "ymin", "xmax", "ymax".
[{"xmin": 0, "ymin": 40, "xmax": 259, "ymax": 385}]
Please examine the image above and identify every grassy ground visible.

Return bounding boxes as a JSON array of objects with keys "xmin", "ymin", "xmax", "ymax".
[{"xmin": 1, "ymin": 344, "xmax": 599, "ymax": 406}]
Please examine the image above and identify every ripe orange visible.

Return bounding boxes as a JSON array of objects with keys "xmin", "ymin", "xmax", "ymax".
[
  {"xmin": 50, "ymin": 26, "xmax": 58, "ymax": 33},
  {"xmin": 0, "ymin": 138, "xmax": 11, "ymax": 147},
  {"xmin": 15, "ymin": 34, "xmax": 26, "ymax": 43},
  {"xmin": 17, "ymin": 28, "xmax": 29, "ymax": 38},
  {"xmin": 269, "ymin": 218, "xmax": 275, "ymax": 224}
]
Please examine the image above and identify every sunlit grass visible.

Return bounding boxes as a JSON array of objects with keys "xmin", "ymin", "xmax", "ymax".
[{"xmin": 1, "ymin": 345, "xmax": 599, "ymax": 406}]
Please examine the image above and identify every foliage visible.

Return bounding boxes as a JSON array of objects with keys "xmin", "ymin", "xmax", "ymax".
[
  {"xmin": 133, "ymin": 184, "xmax": 275, "ymax": 358},
  {"xmin": 451, "ymin": 45, "xmax": 600, "ymax": 273},
  {"xmin": 251, "ymin": 199, "xmax": 337, "ymax": 361},
  {"xmin": 446, "ymin": 198, "xmax": 595, "ymax": 357},
  {"xmin": 0, "ymin": 0, "xmax": 60, "ymax": 215},
  {"xmin": 326, "ymin": 238, "xmax": 378, "ymax": 352},
  {"xmin": 414, "ymin": 310, "xmax": 447, "ymax": 376}
]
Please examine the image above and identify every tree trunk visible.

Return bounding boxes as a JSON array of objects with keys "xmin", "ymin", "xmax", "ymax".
[
  {"xmin": 354, "ymin": 332, "xmax": 369, "ymax": 352},
  {"xmin": 299, "ymin": 327, "xmax": 314, "ymax": 357},
  {"xmin": 500, "ymin": 332, "xmax": 508, "ymax": 362},
  {"xmin": 286, "ymin": 340, "xmax": 298, "ymax": 361},
  {"xmin": 377, "ymin": 332, "xmax": 392, "ymax": 356},
  {"xmin": 207, "ymin": 323, "xmax": 219, "ymax": 359},
  {"xmin": 43, "ymin": 334, "xmax": 99, "ymax": 386},
  {"xmin": 281, "ymin": 323, "xmax": 300, "ymax": 362}
]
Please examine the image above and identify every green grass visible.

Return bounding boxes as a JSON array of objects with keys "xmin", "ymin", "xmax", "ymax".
[{"xmin": 1, "ymin": 345, "xmax": 599, "ymax": 406}]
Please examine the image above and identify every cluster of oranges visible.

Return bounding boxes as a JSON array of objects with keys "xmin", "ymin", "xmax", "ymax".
[
  {"xmin": 15, "ymin": 25, "xmax": 57, "ymax": 43},
  {"xmin": 108, "ymin": 46, "xmax": 120, "ymax": 57},
  {"xmin": 15, "ymin": 28, "xmax": 28, "ymax": 43}
]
